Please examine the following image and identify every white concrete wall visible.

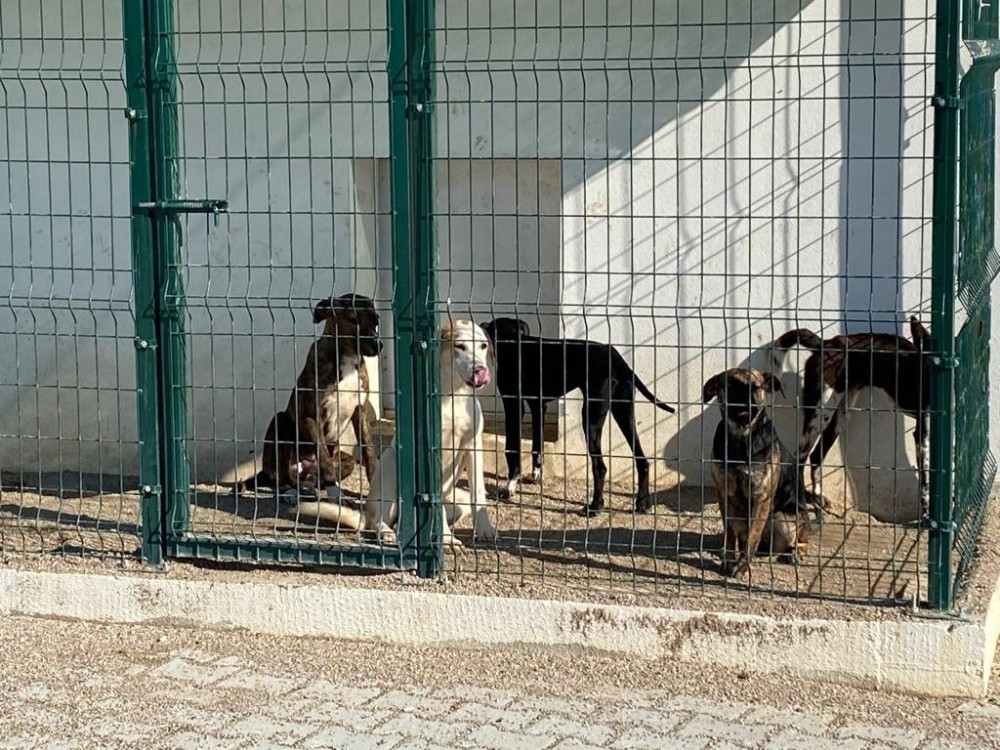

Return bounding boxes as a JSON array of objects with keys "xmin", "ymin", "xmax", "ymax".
[
  {"xmin": 0, "ymin": 0, "xmax": 993, "ymax": 518},
  {"xmin": 433, "ymin": 0, "xmax": 940, "ymax": 519}
]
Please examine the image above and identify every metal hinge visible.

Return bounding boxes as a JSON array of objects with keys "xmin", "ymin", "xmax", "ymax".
[
  {"xmin": 930, "ymin": 95, "xmax": 964, "ymax": 110},
  {"xmin": 415, "ymin": 492, "xmax": 441, "ymax": 507},
  {"xmin": 140, "ymin": 483, "xmax": 162, "ymax": 498},
  {"xmin": 135, "ymin": 199, "xmax": 229, "ymax": 216},
  {"xmin": 928, "ymin": 355, "xmax": 959, "ymax": 369},
  {"xmin": 924, "ymin": 518, "xmax": 957, "ymax": 532},
  {"xmin": 133, "ymin": 337, "xmax": 157, "ymax": 351}
]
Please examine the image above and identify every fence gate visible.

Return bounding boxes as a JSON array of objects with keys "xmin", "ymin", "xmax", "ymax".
[
  {"xmin": 123, "ymin": 0, "xmax": 442, "ymax": 573},
  {"xmin": 929, "ymin": 1, "xmax": 1000, "ymax": 610}
]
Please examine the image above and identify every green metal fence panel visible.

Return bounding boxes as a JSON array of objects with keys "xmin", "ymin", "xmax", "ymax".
[
  {"xmin": 0, "ymin": 0, "xmax": 142, "ymax": 559},
  {"xmin": 946, "ymin": 4, "xmax": 1000, "ymax": 606},
  {"xmin": 129, "ymin": 0, "xmax": 436, "ymax": 571},
  {"xmin": 5, "ymin": 0, "xmax": 996, "ymax": 614},
  {"xmin": 420, "ymin": 0, "xmax": 948, "ymax": 607}
]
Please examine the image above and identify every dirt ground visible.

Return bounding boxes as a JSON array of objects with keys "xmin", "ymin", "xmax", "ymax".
[{"xmin": 3, "ymin": 421, "xmax": 973, "ymax": 625}]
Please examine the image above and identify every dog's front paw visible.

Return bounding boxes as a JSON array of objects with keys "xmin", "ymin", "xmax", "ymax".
[
  {"xmin": 370, "ymin": 525, "xmax": 397, "ymax": 546},
  {"xmin": 723, "ymin": 556, "xmax": 750, "ymax": 579},
  {"xmin": 634, "ymin": 493, "xmax": 653, "ymax": 514},
  {"xmin": 497, "ymin": 476, "xmax": 519, "ymax": 501},
  {"xmin": 779, "ymin": 547, "xmax": 804, "ymax": 566},
  {"xmin": 473, "ymin": 527, "xmax": 499, "ymax": 545},
  {"xmin": 525, "ymin": 466, "xmax": 542, "ymax": 484},
  {"xmin": 443, "ymin": 533, "xmax": 465, "ymax": 550}
]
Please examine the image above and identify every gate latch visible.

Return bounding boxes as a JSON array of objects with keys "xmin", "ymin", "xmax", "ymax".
[{"xmin": 135, "ymin": 199, "xmax": 229, "ymax": 216}]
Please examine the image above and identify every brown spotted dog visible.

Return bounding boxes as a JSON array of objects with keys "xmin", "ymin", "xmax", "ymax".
[
  {"xmin": 770, "ymin": 316, "xmax": 931, "ymax": 518},
  {"xmin": 240, "ymin": 410, "xmax": 356, "ymax": 497},
  {"xmin": 703, "ymin": 368, "xmax": 825, "ymax": 579},
  {"xmin": 241, "ymin": 294, "xmax": 382, "ymax": 529}
]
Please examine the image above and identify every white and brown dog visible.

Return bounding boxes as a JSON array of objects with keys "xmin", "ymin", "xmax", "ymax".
[{"xmin": 363, "ymin": 319, "xmax": 498, "ymax": 547}]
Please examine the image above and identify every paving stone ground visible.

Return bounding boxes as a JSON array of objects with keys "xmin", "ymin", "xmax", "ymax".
[{"xmin": 2, "ymin": 615, "xmax": 1000, "ymax": 750}]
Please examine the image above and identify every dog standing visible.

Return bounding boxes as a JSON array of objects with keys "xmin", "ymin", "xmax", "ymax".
[
  {"xmin": 241, "ymin": 294, "xmax": 382, "ymax": 529},
  {"xmin": 363, "ymin": 320, "xmax": 498, "ymax": 547},
  {"xmin": 481, "ymin": 317, "xmax": 676, "ymax": 517},
  {"xmin": 703, "ymin": 368, "xmax": 825, "ymax": 579},
  {"xmin": 771, "ymin": 316, "xmax": 931, "ymax": 517}
]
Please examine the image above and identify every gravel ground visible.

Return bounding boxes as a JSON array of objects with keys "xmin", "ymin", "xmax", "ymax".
[
  {"xmin": 1, "ymin": 614, "xmax": 999, "ymax": 749},
  {"xmin": 1, "ymin": 438, "xmax": 939, "ymax": 618}
]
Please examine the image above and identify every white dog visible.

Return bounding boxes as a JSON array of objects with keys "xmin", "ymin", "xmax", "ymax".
[{"xmin": 364, "ymin": 319, "xmax": 498, "ymax": 547}]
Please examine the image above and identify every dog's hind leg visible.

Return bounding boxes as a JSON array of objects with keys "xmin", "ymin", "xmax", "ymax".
[
  {"xmin": 302, "ymin": 416, "xmax": 339, "ymax": 488},
  {"xmin": 915, "ymin": 410, "xmax": 930, "ymax": 520},
  {"xmin": 808, "ymin": 404, "xmax": 842, "ymax": 496},
  {"xmin": 526, "ymin": 398, "xmax": 545, "ymax": 483},
  {"xmin": 610, "ymin": 399, "xmax": 652, "ymax": 513},
  {"xmin": 499, "ymin": 395, "xmax": 524, "ymax": 498},
  {"xmin": 581, "ymin": 396, "xmax": 611, "ymax": 517},
  {"xmin": 796, "ymin": 360, "xmax": 829, "ymax": 461},
  {"xmin": 352, "ymin": 401, "xmax": 379, "ymax": 483}
]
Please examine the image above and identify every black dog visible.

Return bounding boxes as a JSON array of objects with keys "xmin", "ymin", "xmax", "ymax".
[{"xmin": 482, "ymin": 317, "xmax": 676, "ymax": 516}]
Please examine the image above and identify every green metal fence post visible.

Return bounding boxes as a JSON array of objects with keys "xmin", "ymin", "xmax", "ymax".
[
  {"xmin": 123, "ymin": 0, "xmax": 165, "ymax": 566},
  {"xmin": 146, "ymin": 0, "xmax": 191, "ymax": 539},
  {"xmin": 409, "ymin": 0, "xmax": 442, "ymax": 579},
  {"xmin": 928, "ymin": 0, "xmax": 961, "ymax": 610},
  {"xmin": 388, "ymin": 0, "xmax": 419, "ymax": 569},
  {"xmin": 388, "ymin": 0, "xmax": 442, "ymax": 577}
]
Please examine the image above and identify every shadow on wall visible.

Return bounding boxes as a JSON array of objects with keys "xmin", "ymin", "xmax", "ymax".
[{"xmin": 656, "ymin": 0, "xmax": 927, "ymax": 521}]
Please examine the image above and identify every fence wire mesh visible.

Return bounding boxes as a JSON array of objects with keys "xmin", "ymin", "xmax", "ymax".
[
  {"xmin": 950, "ymin": 6, "xmax": 1000, "ymax": 601},
  {"xmin": 427, "ymin": 0, "xmax": 938, "ymax": 607},
  {"xmin": 159, "ymin": 0, "xmax": 407, "ymax": 567},
  {"xmin": 0, "ymin": 0, "xmax": 995, "ymax": 614},
  {"xmin": 0, "ymin": 0, "xmax": 141, "ymax": 559}
]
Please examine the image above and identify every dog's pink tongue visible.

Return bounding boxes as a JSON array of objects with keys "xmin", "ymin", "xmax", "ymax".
[{"xmin": 473, "ymin": 368, "xmax": 491, "ymax": 387}]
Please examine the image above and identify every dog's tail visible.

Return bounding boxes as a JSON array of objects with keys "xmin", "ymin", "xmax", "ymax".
[
  {"xmin": 770, "ymin": 328, "xmax": 827, "ymax": 369},
  {"xmin": 283, "ymin": 499, "xmax": 364, "ymax": 531},
  {"xmin": 611, "ymin": 349, "xmax": 677, "ymax": 414}
]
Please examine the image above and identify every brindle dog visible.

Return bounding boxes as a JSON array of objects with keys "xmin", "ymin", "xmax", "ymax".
[
  {"xmin": 241, "ymin": 410, "xmax": 356, "ymax": 496},
  {"xmin": 702, "ymin": 368, "xmax": 825, "ymax": 579},
  {"xmin": 241, "ymin": 293, "xmax": 381, "ymax": 502}
]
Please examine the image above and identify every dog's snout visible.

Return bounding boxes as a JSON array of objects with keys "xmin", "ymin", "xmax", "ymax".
[{"xmin": 472, "ymin": 364, "xmax": 491, "ymax": 387}]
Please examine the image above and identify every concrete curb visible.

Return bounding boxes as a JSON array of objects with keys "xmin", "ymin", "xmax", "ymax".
[{"xmin": 0, "ymin": 567, "xmax": 996, "ymax": 698}]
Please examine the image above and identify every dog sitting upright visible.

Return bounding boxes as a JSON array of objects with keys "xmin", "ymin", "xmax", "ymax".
[
  {"xmin": 703, "ymin": 368, "xmax": 825, "ymax": 579},
  {"xmin": 363, "ymin": 319, "xmax": 499, "ymax": 546},
  {"xmin": 482, "ymin": 317, "xmax": 676, "ymax": 517},
  {"xmin": 240, "ymin": 410, "xmax": 356, "ymax": 497},
  {"xmin": 770, "ymin": 316, "xmax": 931, "ymax": 518},
  {"xmin": 241, "ymin": 294, "xmax": 382, "ymax": 524}
]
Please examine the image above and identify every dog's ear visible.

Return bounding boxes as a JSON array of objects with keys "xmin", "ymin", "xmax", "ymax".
[
  {"xmin": 518, "ymin": 319, "xmax": 531, "ymax": 336},
  {"xmin": 702, "ymin": 373, "xmax": 725, "ymax": 404},
  {"xmin": 761, "ymin": 372, "xmax": 785, "ymax": 398},
  {"xmin": 313, "ymin": 298, "xmax": 334, "ymax": 324},
  {"xmin": 909, "ymin": 315, "xmax": 930, "ymax": 348}
]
